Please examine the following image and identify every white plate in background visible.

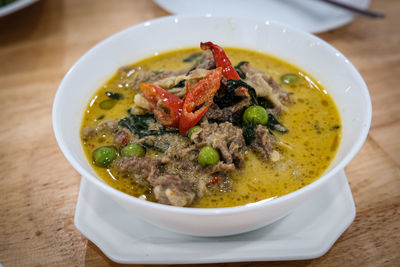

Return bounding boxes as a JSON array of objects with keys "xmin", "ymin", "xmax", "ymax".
[
  {"xmin": 0, "ymin": 0, "xmax": 38, "ymax": 17},
  {"xmin": 75, "ymin": 170, "xmax": 355, "ymax": 264},
  {"xmin": 154, "ymin": 0, "xmax": 370, "ymax": 33}
]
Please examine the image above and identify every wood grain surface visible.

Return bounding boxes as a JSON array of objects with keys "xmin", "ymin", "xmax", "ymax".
[{"xmin": 0, "ymin": 0, "xmax": 399, "ymax": 266}]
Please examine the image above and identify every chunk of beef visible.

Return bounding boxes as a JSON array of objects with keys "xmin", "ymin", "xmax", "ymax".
[
  {"xmin": 153, "ymin": 68, "xmax": 211, "ymax": 98},
  {"xmin": 154, "ymin": 75, "xmax": 186, "ymax": 91},
  {"xmin": 267, "ymin": 106, "xmax": 282, "ymax": 117},
  {"xmin": 139, "ymin": 133, "xmax": 194, "ymax": 157},
  {"xmin": 131, "ymin": 71, "xmax": 156, "ymax": 89},
  {"xmin": 81, "ymin": 126, "xmax": 96, "ymax": 140},
  {"xmin": 188, "ymin": 68, "xmax": 210, "ymax": 78},
  {"xmin": 239, "ymin": 62, "xmax": 291, "ymax": 112},
  {"xmin": 151, "ymin": 174, "xmax": 196, "ymax": 207},
  {"xmin": 113, "ymin": 128, "xmax": 134, "ymax": 145},
  {"xmin": 191, "ymin": 121, "xmax": 245, "ymax": 168},
  {"xmin": 81, "ymin": 120, "xmax": 136, "ymax": 146},
  {"xmin": 204, "ymin": 98, "xmax": 251, "ymax": 122},
  {"xmin": 252, "ymin": 125, "xmax": 277, "ymax": 160},
  {"xmin": 112, "ymin": 155, "xmax": 157, "ymax": 181},
  {"xmin": 113, "ymin": 155, "xmax": 196, "ymax": 207},
  {"xmin": 193, "ymin": 50, "xmax": 215, "ymax": 70},
  {"xmin": 155, "ymin": 68, "xmax": 211, "ymax": 89},
  {"xmin": 131, "ymin": 68, "xmax": 212, "ymax": 111},
  {"xmin": 209, "ymin": 162, "xmax": 236, "ymax": 173},
  {"xmin": 81, "ymin": 120, "xmax": 118, "ymax": 141},
  {"xmin": 145, "ymin": 133, "xmax": 236, "ymax": 197},
  {"xmin": 164, "ymin": 134, "xmax": 195, "ymax": 157},
  {"xmin": 124, "ymin": 51, "xmax": 214, "ymax": 91},
  {"xmin": 131, "ymin": 68, "xmax": 191, "ymax": 90},
  {"xmin": 97, "ymin": 120, "xmax": 118, "ymax": 132}
]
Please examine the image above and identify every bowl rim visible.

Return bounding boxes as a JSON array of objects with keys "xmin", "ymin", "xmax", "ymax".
[{"xmin": 52, "ymin": 14, "xmax": 372, "ymax": 215}]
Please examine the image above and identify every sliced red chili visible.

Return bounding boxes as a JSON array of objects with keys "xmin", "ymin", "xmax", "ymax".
[
  {"xmin": 139, "ymin": 82, "xmax": 183, "ymax": 128},
  {"xmin": 200, "ymin": 41, "xmax": 241, "ymax": 81},
  {"xmin": 179, "ymin": 67, "xmax": 222, "ymax": 135},
  {"xmin": 201, "ymin": 42, "xmax": 249, "ymax": 97}
]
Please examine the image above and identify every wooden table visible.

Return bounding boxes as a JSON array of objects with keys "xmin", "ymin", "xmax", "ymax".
[{"xmin": 0, "ymin": 0, "xmax": 399, "ymax": 266}]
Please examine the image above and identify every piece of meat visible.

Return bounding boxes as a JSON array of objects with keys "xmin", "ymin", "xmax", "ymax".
[
  {"xmin": 80, "ymin": 120, "xmax": 137, "ymax": 146},
  {"xmin": 139, "ymin": 133, "xmax": 194, "ymax": 157},
  {"xmin": 239, "ymin": 62, "xmax": 291, "ymax": 112},
  {"xmin": 208, "ymin": 162, "xmax": 236, "ymax": 173},
  {"xmin": 113, "ymin": 128, "xmax": 134, "ymax": 145},
  {"xmin": 191, "ymin": 121, "xmax": 245, "ymax": 169},
  {"xmin": 154, "ymin": 75, "xmax": 186, "ymax": 90},
  {"xmin": 153, "ymin": 68, "xmax": 212, "ymax": 91},
  {"xmin": 97, "ymin": 120, "xmax": 118, "ymax": 132},
  {"xmin": 204, "ymin": 98, "xmax": 251, "ymax": 122},
  {"xmin": 245, "ymin": 73, "xmax": 285, "ymax": 111},
  {"xmin": 193, "ymin": 50, "xmax": 215, "ymax": 70},
  {"xmin": 125, "ymin": 51, "xmax": 213, "ymax": 91},
  {"xmin": 151, "ymin": 174, "xmax": 196, "ymax": 207},
  {"xmin": 112, "ymin": 155, "xmax": 157, "ymax": 181},
  {"xmin": 153, "ymin": 68, "xmax": 211, "ymax": 98},
  {"xmin": 131, "ymin": 68, "xmax": 212, "ymax": 105},
  {"xmin": 81, "ymin": 126, "xmax": 96, "ymax": 140},
  {"xmin": 188, "ymin": 68, "xmax": 210, "ymax": 78},
  {"xmin": 164, "ymin": 135, "xmax": 196, "ymax": 158},
  {"xmin": 133, "ymin": 93, "xmax": 152, "ymax": 111},
  {"xmin": 113, "ymin": 154, "xmax": 196, "ymax": 207},
  {"xmin": 252, "ymin": 125, "xmax": 277, "ymax": 160},
  {"xmin": 131, "ymin": 71, "xmax": 156, "ymax": 89},
  {"xmin": 131, "ymin": 68, "xmax": 191, "ymax": 90},
  {"xmin": 268, "ymin": 106, "xmax": 282, "ymax": 117},
  {"xmin": 81, "ymin": 120, "xmax": 119, "ymax": 141}
]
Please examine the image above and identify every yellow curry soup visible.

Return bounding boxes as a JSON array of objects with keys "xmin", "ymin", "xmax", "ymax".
[{"xmin": 81, "ymin": 47, "xmax": 341, "ymax": 208}]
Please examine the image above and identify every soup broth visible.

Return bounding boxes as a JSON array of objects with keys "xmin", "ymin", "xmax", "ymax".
[{"xmin": 81, "ymin": 47, "xmax": 341, "ymax": 208}]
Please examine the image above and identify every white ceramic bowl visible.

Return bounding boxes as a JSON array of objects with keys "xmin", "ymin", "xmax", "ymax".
[{"xmin": 53, "ymin": 15, "xmax": 371, "ymax": 237}]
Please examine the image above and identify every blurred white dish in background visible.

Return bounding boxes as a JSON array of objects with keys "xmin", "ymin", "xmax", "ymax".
[
  {"xmin": 0, "ymin": 0, "xmax": 38, "ymax": 17},
  {"xmin": 154, "ymin": 0, "xmax": 370, "ymax": 33}
]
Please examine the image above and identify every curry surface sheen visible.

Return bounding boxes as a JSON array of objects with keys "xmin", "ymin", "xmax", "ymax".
[{"xmin": 81, "ymin": 48, "xmax": 341, "ymax": 208}]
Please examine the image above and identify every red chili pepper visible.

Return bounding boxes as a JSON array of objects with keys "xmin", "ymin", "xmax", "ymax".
[
  {"xmin": 200, "ymin": 41, "xmax": 241, "ymax": 81},
  {"xmin": 120, "ymin": 135, "xmax": 129, "ymax": 146},
  {"xmin": 210, "ymin": 176, "xmax": 221, "ymax": 185},
  {"xmin": 179, "ymin": 67, "xmax": 222, "ymax": 135},
  {"xmin": 139, "ymin": 82, "xmax": 183, "ymax": 128}
]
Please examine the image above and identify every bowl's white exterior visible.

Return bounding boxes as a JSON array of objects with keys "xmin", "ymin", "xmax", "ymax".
[{"xmin": 53, "ymin": 16, "xmax": 371, "ymax": 236}]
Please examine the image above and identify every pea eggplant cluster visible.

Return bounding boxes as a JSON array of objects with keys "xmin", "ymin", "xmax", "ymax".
[{"xmin": 92, "ymin": 144, "xmax": 145, "ymax": 167}]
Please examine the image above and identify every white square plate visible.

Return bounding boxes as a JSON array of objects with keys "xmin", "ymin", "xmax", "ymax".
[
  {"xmin": 154, "ymin": 0, "xmax": 370, "ymax": 33},
  {"xmin": 75, "ymin": 170, "xmax": 355, "ymax": 264}
]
